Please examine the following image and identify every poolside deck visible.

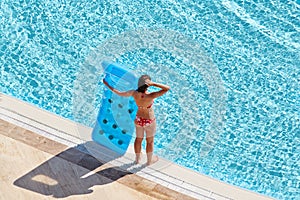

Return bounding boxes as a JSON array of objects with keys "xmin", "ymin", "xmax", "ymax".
[
  {"xmin": 0, "ymin": 93, "xmax": 274, "ymax": 200},
  {"xmin": 0, "ymin": 119, "xmax": 195, "ymax": 200}
]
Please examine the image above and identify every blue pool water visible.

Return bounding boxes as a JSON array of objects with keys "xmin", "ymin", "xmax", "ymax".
[{"xmin": 1, "ymin": 0, "xmax": 299, "ymax": 199}]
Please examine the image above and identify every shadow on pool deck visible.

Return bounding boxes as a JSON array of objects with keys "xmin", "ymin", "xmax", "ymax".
[{"xmin": 13, "ymin": 142, "xmax": 145, "ymax": 198}]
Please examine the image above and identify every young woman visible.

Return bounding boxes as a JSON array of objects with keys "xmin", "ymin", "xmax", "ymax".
[{"xmin": 103, "ymin": 75, "xmax": 170, "ymax": 165}]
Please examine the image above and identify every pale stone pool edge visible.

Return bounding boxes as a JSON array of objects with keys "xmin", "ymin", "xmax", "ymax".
[{"xmin": 0, "ymin": 92, "xmax": 274, "ymax": 200}]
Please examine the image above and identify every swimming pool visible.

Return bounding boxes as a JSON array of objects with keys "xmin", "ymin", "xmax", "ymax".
[{"xmin": 1, "ymin": 0, "xmax": 299, "ymax": 199}]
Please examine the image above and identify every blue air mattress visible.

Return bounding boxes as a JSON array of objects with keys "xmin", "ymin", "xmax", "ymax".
[{"xmin": 92, "ymin": 61, "xmax": 138, "ymax": 155}]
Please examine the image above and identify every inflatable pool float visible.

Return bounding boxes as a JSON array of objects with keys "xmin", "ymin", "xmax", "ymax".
[{"xmin": 92, "ymin": 61, "xmax": 138, "ymax": 155}]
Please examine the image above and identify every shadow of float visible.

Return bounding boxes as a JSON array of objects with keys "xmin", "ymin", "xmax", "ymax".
[{"xmin": 13, "ymin": 141, "xmax": 144, "ymax": 198}]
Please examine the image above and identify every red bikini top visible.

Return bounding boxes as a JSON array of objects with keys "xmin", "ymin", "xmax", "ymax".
[{"xmin": 138, "ymin": 101, "xmax": 153, "ymax": 109}]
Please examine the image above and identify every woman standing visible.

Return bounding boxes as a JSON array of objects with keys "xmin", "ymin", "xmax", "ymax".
[{"xmin": 103, "ymin": 75, "xmax": 170, "ymax": 165}]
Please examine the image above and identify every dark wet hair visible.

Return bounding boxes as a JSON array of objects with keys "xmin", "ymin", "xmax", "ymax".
[{"xmin": 136, "ymin": 74, "xmax": 151, "ymax": 93}]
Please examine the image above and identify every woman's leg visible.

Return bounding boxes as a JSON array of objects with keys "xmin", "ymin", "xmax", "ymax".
[
  {"xmin": 145, "ymin": 122, "xmax": 158, "ymax": 165},
  {"xmin": 134, "ymin": 125, "xmax": 144, "ymax": 164}
]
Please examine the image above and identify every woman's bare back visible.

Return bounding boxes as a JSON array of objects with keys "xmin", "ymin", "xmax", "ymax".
[{"xmin": 133, "ymin": 91, "xmax": 155, "ymax": 119}]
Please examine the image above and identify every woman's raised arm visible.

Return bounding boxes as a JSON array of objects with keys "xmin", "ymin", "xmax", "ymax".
[
  {"xmin": 103, "ymin": 79, "xmax": 134, "ymax": 97},
  {"xmin": 146, "ymin": 80, "xmax": 170, "ymax": 98}
]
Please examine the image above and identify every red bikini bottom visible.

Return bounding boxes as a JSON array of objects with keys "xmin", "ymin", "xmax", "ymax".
[{"xmin": 134, "ymin": 116, "xmax": 155, "ymax": 127}]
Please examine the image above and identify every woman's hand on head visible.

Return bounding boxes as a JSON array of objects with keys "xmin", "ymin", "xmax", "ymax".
[{"xmin": 145, "ymin": 79, "xmax": 153, "ymax": 86}]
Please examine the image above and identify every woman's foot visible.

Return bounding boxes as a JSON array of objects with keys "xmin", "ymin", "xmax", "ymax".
[{"xmin": 147, "ymin": 155, "xmax": 159, "ymax": 166}]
